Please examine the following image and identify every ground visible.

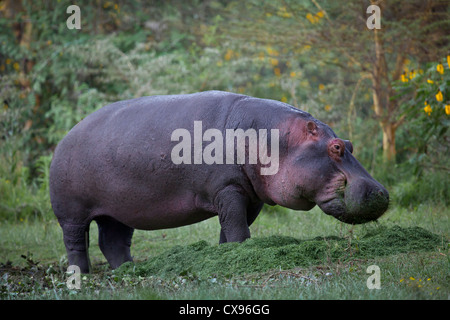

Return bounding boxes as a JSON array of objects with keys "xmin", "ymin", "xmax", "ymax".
[{"xmin": 0, "ymin": 204, "xmax": 448, "ymax": 300}]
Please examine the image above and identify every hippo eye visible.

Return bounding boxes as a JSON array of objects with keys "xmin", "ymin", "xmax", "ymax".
[
  {"xmin": 328, "ymin": 139, "xmax": 345, "ymax": 159},
  {"xmin": 333, "ymin": 144, "xmax": 343, "ymax": 154}
]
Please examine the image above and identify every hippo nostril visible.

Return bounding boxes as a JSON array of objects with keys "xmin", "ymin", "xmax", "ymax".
[
  {"xmin": 370, "ymin": 188, "xmax": 387, "ymax": 201},
  {"xmin": 377, "ymin": 188, "xmax": 389, "ymax": 201}
]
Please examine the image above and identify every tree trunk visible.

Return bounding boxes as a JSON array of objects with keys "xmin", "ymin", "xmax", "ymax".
[
  {"xmin": 4, "ymin": 0, "xmax": 39, "ymax": 131},
  {"xmin": 372, "ymin": 20, "xmax": 397, "ymax": 163},
  {"xmin": 381, "ymin": 122, "xmax": 396, "ymax": 162}
]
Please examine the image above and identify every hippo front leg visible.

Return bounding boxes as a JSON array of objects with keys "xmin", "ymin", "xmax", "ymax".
[{"xmin": 215, "ymin": 186, "xmax": 251, "ymax": 244}]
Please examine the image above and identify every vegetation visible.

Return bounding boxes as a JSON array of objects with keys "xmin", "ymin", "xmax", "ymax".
[
  {"xmin": 0, "ymin": 205, "xmax": 448, "ymax": 300},
  {"xmin": 0, "ymin": 0, "xmax": 448, "ymax": 300},
  {"xmin": 117, "ymin": 226, "xmax": 442, "ymax": 278}
]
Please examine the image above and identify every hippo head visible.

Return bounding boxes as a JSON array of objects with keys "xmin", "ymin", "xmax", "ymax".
[{"xmin": 261, "ymin": 116, "xmax": 389, "ymax": 224}]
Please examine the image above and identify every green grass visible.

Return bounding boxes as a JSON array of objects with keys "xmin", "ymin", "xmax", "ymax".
[{"xmin": 0, "ymin": 204, "xmax": 448, "ymax": 300}]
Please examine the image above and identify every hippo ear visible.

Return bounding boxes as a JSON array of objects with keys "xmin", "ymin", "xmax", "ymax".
[
  {"xmin": 344, "ymin": 140, "xmax": 353, "ymax": 153},
  {"xmin": 306, "ymin": 121, "xmax": 318, "ymax": 136}
]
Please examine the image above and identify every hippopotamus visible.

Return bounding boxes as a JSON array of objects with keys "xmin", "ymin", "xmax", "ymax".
[{"xmin": 49, "ymin": 91, "xmax": 389, "ymax": 273}]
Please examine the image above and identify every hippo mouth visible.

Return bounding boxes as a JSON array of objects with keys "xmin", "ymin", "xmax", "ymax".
[
  {"xmin": 315, "ymin": 173, "xmax": 347, "ymax": 219},
  {"xmin": 316, "ymin": 174, "xmax": 389, "ymax": 225},
  {"xmin": 316, "ymin": 194, "xmax": 347, "ymax": 221}
]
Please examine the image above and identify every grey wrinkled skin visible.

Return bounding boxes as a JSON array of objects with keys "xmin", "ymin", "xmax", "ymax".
[{"xmin": 49, "ymin": 91, "xmax": 389, "ymax": 273}]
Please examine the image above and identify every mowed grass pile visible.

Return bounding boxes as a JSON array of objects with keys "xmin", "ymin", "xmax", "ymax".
[{"xmin": 117, "ymin": 226, "xmax": 443, "ymax": 279}]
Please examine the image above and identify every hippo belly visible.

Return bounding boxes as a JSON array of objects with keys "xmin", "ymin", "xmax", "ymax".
[{"xmin": 92, "ymin": 181, "xmax": 218, "ymax": 231}]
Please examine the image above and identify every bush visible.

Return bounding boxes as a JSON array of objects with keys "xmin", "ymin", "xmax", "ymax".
[
  {"xmin": 0, "ymin": 150, "xmax": 52, "ymax": 221},
  {"xmin": 0, "ymin": 1, "xmax": 447, "ymax": 221},
  {"xmin": 391, "ymin": 170, "xmax": 449, "ymax": 208}
]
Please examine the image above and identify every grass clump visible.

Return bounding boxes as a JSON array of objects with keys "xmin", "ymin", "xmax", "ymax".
[{"xmin": 117, "ymin": 226, "xmax": 443, "ymax": 279}]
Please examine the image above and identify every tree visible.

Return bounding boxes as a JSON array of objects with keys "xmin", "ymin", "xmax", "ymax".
[{"xmin": 216, "ymin": 0, "xmax": 449, "ymax": 162}]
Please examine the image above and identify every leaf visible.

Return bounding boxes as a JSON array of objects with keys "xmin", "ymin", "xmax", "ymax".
[{"xmin": 32, "ymin": 80, "xmax": 41, "ymax": 93}]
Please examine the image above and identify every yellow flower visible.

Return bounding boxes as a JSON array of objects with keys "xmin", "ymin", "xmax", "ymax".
[
  {"xmin": 306, "ymin": 13, "xmax": 316, "ymax": 24},
  {"xmin": 436, "ymin": 90, "xmax": 443, "ymax": 102},
  {"xmin": 13, "ymin": 62, "xmax": 20, "ymax": 71},
  {"xmin": 409, "ymin": 277, "xmax": 416, "ymax": 281},
  {"xmin": 281, "ymin": 96, "xmax": 287, "ymax": 102},
  {"xmin": 6, "ymin": 58, "xmax": 11, "ymax": 65},
  {"xmin": 266, "ymin": 46, "xmax": 279, "ymax": 56},
  {"xmin": 277, "ymin": 7, "xmax": 292, "ymax": 18},
  {"xmin": 290, "ymin": 71, "xmax": 296, "ymax": 78},
  {"xmin": 447, "ymin": 55, "xmax": 450, "ymax": 68},
  {"xmin": 270, "ymin": 58, "xmax": 279, "ymax": 66},
  {"xmin": 319, "ymin": 83, "xmax": 325, "ymax": 90},
  {"xmin": 399, "ymin": 279, "xmax": 404, "ymax": 282},
  {"xmin": 224, "ymin": 49, "xmax": 233, "ymax": 61},
  {"xmin": 445, "ymin": 104, "xmax": 450, "ymax": 115},
  {"xmin": 273, "ymin": 67, "xmax": 281, "ymax": 77},
  {"xmin": 401, "ymin": 74, "xmax": 408, "ymax": 82},
  {"xmin": 436, "ymin": 63, "xmax": 444, "ymax": 74},
  {"xmin": 424, "ymin": 105, "xmax": 432, "ymax": 116},
  {"xmin": 324, "ymin": 105, "xmax": 331, "ymax": 112},
  {"xmin": 427, "ymin": 79, "xmax": 434, "ymax": 84},
  {"xmin": 316, "ymin": 11, "xmax": 324, "ymax": 18}
]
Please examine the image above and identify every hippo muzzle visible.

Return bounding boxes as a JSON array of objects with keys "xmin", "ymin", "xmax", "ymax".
[
  {"xmin": 316, "ymin": 154, "xmax": 389, "ymax": 225},
  {"xmin": 340, "ymin": 177, "xmax": 389, "ymax": 224}
]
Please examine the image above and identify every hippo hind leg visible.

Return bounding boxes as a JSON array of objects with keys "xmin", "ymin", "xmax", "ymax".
[
  {"xmin": 95, "ymin": 216, "xmax": 134, "ymax": 269},
  {"xmin": 60, "ymin": 221, "xmax": 92, "ymax": 274}
]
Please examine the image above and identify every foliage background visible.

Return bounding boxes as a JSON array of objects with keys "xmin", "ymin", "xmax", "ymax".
[{"xmin": 0, "ymin": 0, "xmax": 448, "ymax": 221}]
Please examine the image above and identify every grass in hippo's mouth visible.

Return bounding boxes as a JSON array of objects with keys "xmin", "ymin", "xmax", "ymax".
[{"xmin": 116, "ymin": 226, "xmax": 444, "ymax": 280}]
